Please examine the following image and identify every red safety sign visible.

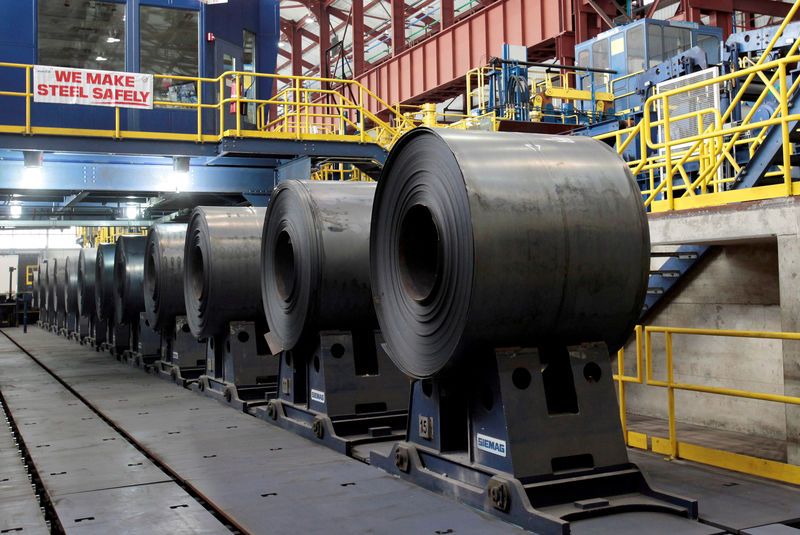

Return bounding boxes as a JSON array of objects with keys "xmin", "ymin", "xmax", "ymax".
[{"xmin": 33, "ymin": 65, "xmax": 154, "ymax": 109}]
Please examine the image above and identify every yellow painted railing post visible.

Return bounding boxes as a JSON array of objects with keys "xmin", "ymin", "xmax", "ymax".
[
  {"xmin": 617, "ymin": 344, "xmax": 627, "ymax": 441},
  {"xmin": 25, "ymin": 66, "xmax": 31, "ymax": 135},
  {"xmin": 218, "ymin": 76, "xmax": 224, "ymax": 138},
  {"xmin": 359, "ymin": 85, "xmax": 365, "ymax": 143},
  {"xmin": 666, "ymin": 331, "xmax": 677, "ymax": 458},
  {"xmin": 196, "ymin": 82, "xmax": 203, "ymax": 142},
  {"xmin": 235, "ymin": 73, "xmax": 242, "ymax": 137},
  {"xmin": 662, "ymin": 95, "xmax": 675, "ymax": 210},
  {"xmin": 115, "ymin": 107, "xmax": 120, "ymax": 139},
  {"xmin": 294, "ymin": 78, "xmax": 301, "ymax": 140},
  {"xmin": 780, "ymin": 64, "xmax": 792, "ymax": 196},
  {"xmin": 422, "ymin": 103, "xmax": 437, "ymax": 127}
]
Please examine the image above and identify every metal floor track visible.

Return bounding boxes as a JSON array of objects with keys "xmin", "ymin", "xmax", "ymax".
[{"xmin": 2, "ymin": 327, "xmax": 800, "ymax": 535}]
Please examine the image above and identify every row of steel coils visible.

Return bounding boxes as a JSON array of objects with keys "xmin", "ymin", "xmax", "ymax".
[{"xmin": 32, "ymin": 128, "xmax": 651, "ymax": 380}]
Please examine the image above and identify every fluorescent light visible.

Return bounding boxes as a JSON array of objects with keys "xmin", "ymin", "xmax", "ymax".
[
  {"xmin": 106, "ymin": 37, "xmax": 120, "ymax": 43},
  {"xmin": 96, "ymin": 56, "xmax": 107, "ymax": 61},
  {"xmin": 125, "ymin": 204, "xmax": 138, "ymax": 219},
  {"xmin": 23, "ymin": 166, "xmax": 42, "ymax": 183},
  {"xmin": 171, "ymin": 170, "xmax": 190, "ymax": 193},
  {"xmin": 10, "ymin": 205, "xmax": 21, "ymax": 219}
]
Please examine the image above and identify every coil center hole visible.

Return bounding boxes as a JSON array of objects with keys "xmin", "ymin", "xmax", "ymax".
[
  {"xmin": 274, "ymin": 230, "xmax": 296, "ymax": 302},
  {"xmin": 145, "ymin": 252, "xmax": 157, "ymax": 301},
  {"xmin": 190, "ymin": 244, "xmax": 205, "ymax": 300},
  {"xmin": 398, "ymin": 204, "xmax": 441, "ymax": 303}
]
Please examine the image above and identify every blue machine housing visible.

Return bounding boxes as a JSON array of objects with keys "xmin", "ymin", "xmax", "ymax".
[
  {"xmin": 0, "ymin": 0, "xmax": 279, "ymax": 135},
  {"xmin": 575, "ymin": 18, "xmax": 722, "ymax": 115}
]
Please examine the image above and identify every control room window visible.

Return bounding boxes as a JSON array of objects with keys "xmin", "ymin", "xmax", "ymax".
[
  {"xmin": 38, "ymin": 0, "xmax": 125, "ymax": 71},
  {"xmin": 697, "ymin": 34, "xmax": 721, "ymax": 64},
  {"xmin": 140, "ymin": 6, "xmax": 199, "ymax": 106},
  {"xmin": 591, "ymin": 39, "xmax": 609, "ymax": 89},
  {"xmin": 647, "ymin": 24, "xmax": 663, "ymax": 68},
  {"xmin": 663, "ymin": 26, "xmax": 692, "ymax": 60},
  {"xmin": 627, "ymin": 26, "xmax": 645, "ymax": 73},
  {"xmin": 243, "ymin": 30, "xmax": 257, "ymax": 124}
]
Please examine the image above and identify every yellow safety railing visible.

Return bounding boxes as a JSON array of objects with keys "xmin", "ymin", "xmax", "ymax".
[
  {"xmin": 616, "ymin": 325, "xmax": 800, "ymax": 484},
  {"xmin": 466, "ymin": 64, "xmax": 624, "ymax": 124},
  {"xmin": 310, "ymin": 163, "xmax": 372, "ymax": 182},
  {"xmin": 596, "ymin": 0, "xmax": 800, "ymax": 213},
  {"xmin": 0, "ymin": 65, "xmax": 410, "ymax": 151},
  {"xmin": 77, "ymin": 226, "xmax": 147, "ymax": 247}
]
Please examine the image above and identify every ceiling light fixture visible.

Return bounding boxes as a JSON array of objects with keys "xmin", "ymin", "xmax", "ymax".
[
  {"xmin": 125, "ymin": 204, "xmax": 139, "ymax": 220},
  {"xmin": 106, "ymin": 36, "xmax": 120, "ymax": 43},
  {"xmin": 96, "ymin": 56, "xmax": 107, "ymax": 61}
]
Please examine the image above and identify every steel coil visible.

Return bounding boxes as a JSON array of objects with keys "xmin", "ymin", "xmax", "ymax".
[
  {"xmin": 53, "ymin": 257, "xmax": 68, "ymax": 314},
  {"xmin": 184, "ymin": 206, "xmax": 266, "ymax": 338},
  {"xmin": 95, "ymin": 244, "xmax": 116, "ymax": 322},
  {"xmin": 77, "ymin": 248, "xmax": 97, "ymax": 318},
  {"xmin": 32, "ymin": 263, "xmax": 40, "ymax": 308},
  {"xmin": 64, "ymin": 254, "xmax": 80, "ymax": 316},
  {"xmin": 370, "ymin": 128, "xmax": 650, "ymax": 379},
  {"xmin": 113, "ymin": 235, "xmax": 147, "ymax": 325},
  {"xmin": 43, "ymin": 259, "xmax": 52, "ymax": 313},
  {"xmin": 144, "ymin": 223, "xmax": 188, "ymax": 331},
  {"xmin": 261, "ymin": 180, "xmax": 377, "ymax": 351}
]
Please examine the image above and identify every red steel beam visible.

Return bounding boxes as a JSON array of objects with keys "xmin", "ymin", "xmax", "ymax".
[
  {"xmin": 441, "ymin": 0, "xmax": 454, "ymax": 30},
  {"xmin": 353, "ymin": 0, "xmax": 366, "ymax": 76},
  {"xmin": 356, "ymin": 0, "xmax": 568, "ymax": 114},
  {"xmin": 392, "ymin": 0, "xmax": 406, "ymax": 55}
]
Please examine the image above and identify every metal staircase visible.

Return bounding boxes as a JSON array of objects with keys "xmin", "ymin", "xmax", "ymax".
[
  {"xmin": 732, "ymin": 76, "xmax": 800, "ymax": 190},
  {"xmin": 641, "ymin": 245, "xmax": 711, "ymax": 320}
]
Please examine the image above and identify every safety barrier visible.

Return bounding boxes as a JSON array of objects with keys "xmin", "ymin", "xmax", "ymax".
[
  {"xmin": 616, "ymin": 325, "xmax": 800, "ymax": 485},
  {"xmin": 77, "ymin": 226, "xmax": 147, "ymax": 247},
  {"xmin": 310, "ymin": 163, "xmax": 372, "ymax": 182},
  {"xmin": 0, "ymin": 65, "xmax": 410, "ymax": 149}
]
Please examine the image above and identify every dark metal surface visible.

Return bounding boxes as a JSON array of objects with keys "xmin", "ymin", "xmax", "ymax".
[
  {"xmin": 144, "ymin": 224, "xmax": 188, "ymax": 332},
  {"xmin": 0, "ymin": 332, "xmax": 230, "ymax": 534},
  {"xmin": 7, "ymin": 326, "xmax": 520, "ymax": 535},
  {"xmin": 64, "ymin": 254, "xmax": 80, "ymax": 318},
  {"xmin": 184, "ymin": 206, "xmax": 266, "ymax": 338},
  {"xmin": 78, "ymin": 247, "xmax": 97, "ymax": 319},
  {"xmin": 630, "ymin": 449, "xmax": 800, "ymax": 531},
  {"xmin": 370, "ymin": 127, "xmax": 650, "ymax": 378},
  {"xmin": 0, "ymin": 387, "xmax": 50, "ymax": 535},
  {"xmin": 261, "ymin": 180, "xmax": 377, "ymax": 351},
  {"xmin": 10, "ymin": 327, "xmax": 800, "ymax": 534},
  {"xmin": 94, "ymin": 244, "xmax": 116, "ymax": 323},
  {"xmin": 114, "ymin": 236, "xmax": 147, "ymax": 325}
]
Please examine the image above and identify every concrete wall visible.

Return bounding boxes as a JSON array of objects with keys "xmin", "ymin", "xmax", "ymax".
[{"xmin": 619, "ymin": 242, "xmax": 787, "ymax": 440}]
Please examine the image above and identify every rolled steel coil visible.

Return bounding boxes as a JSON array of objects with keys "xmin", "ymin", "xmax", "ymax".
[
  {"xmin": 113, "ymin": 235, "xmax": 147, "ymax": 325},
  {"xmin": 184, "ymin": 206, "xmax": 266, "ymax": 338},
  {"xmin": 144, "ymin": 223, "xmax": 188, "ymax": 331},
  {"xmin": 261, "ymin": 180, "xmax": 377, "ymax": 351},
  {"xmin": 43, "ymin": 259, "xmax": 52, "ymax": 312},
  {"xmin": 32, "ymin": 263, "xmax": 39, "ymax": 308},
  {"xmin": 47, "ymin": 257, "xmax": 58, "ymax": 313},
  {"xmin": 77, "ymin": 248, "xmax": 97, "ymax": 318},
  {"xmin": 53, "ymin": 257, "xmax": 69, "ymax": 314},
  {"xmin": 64, "ymin": 254, "xmax": 81, "ymax": 317},
  {"xmin": 370, "ymin": 128, "xmax": 650, "ymax": 379},
  {"xmin": 95, "ymin": 244, "xmax": 116, "ymax": 322}
]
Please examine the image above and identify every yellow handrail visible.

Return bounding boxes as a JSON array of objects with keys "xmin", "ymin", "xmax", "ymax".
[{"xmin": 615, "ymin": 325, "xmax": 800, "ymax": 485}]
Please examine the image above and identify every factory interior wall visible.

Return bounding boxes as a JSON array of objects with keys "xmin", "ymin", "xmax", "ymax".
[{"xmin": 618, "ymin": 242, "xmax": 786, "ymax": 440}]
